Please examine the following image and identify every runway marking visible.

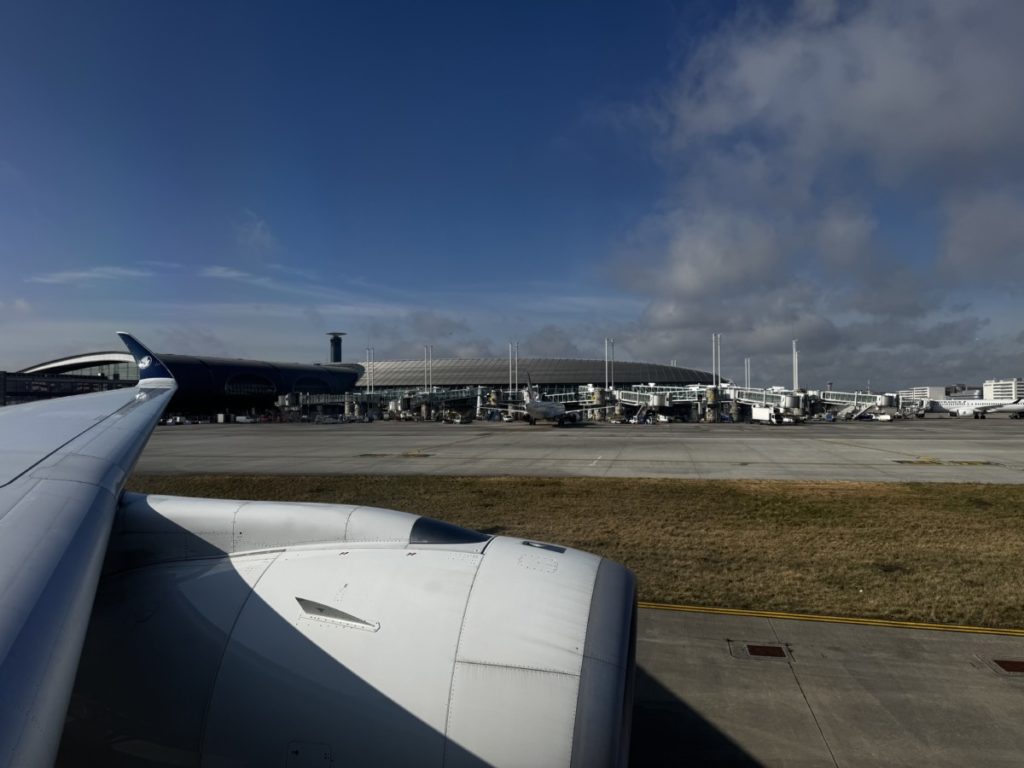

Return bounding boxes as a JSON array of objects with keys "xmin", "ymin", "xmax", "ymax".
[
  {"xmin": 589, "ymin": 456, "xmax": 603, "ymax": 466},
  {"xmin": 638, "ymin": 601, "xmax": 1024, "ymax": 637}
]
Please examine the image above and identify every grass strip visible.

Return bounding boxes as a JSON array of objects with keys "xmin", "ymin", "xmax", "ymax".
[{"xmin": 127, "ymin": 474, "xmax": 1024, "ymax": 630}]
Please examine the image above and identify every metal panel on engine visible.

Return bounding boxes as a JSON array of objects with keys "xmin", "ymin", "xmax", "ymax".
[
  {"xmin": 454, "ymin": 536, "xmax": 600, "ymax": 674},
  {"xmin": 201, "ymin": 547, "xmax": 482, "ymax": 766}
]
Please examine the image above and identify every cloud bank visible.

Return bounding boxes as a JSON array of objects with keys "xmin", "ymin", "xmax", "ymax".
[{"xmin": 617, "ymin": 0, "xmax": 1024, "ymax": 389}]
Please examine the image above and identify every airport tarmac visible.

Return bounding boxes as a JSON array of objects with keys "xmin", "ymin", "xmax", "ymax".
[
  {"xmin": 138, "ymin": 417, "xmax": 1024, "ymax": 483},
  {"xmin": 137, "ymin": 416, "xmax": 1024, "ymax": 765},
  {"xmin": 631, "ymin": 606, "xmax": 1024, "ymax": 767}
]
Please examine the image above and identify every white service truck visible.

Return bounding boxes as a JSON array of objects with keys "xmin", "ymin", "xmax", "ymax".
[{"xmin": 751, "ymin": 405, "xmax": 794, "ymax": 425}]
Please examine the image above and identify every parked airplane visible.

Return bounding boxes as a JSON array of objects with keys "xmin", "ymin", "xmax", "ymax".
[
  {"xmin": 522, "ymin": 382, "xmax": 574, "ymax": 426},
  {"xmin": 991, "ymin": 398, "xmax": 1024, "ymax": 419},
  {"xmin": 0, "ymin": 335, "xmax": 635, "ymax": 767},
  {"xmin": 927, "ymin": 397, "xmax": 1024, "ymax": 419},
  {"xmin": 488, "ymin": 377, "xmax": 611, "ymax": 426}
]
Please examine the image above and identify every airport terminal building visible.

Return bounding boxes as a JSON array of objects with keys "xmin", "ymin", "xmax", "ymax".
[
  {"xmin": 352, "ymin": 357, "xmax": 713, "ymax": 391},
  {"xmin": 3, "ymin": 343, "xmax": 713, "ymax": 417},
  {"xmin": 6, "ymin": 351, "xmax": 362, "ymax": 413}
]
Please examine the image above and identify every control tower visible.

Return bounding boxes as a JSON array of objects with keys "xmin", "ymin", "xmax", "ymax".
[{"xmin": 327, "ymin": 332, "xmax": 346, "ymax": 363}]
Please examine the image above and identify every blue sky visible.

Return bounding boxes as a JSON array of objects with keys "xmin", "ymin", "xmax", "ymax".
[{"xmin": 2, "ymin": 1, "xmax": 1023, "ymax": 389}]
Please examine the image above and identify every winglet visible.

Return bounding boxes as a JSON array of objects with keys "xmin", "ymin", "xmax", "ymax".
[{"xmin": 117, "ymin": 332, "xmax": 175, "ymax": 383}]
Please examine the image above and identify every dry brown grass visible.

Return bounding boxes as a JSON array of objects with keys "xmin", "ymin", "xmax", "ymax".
[{"xmin": 127, "ymin": 474, "xmax": 1024, "ymax": 629}]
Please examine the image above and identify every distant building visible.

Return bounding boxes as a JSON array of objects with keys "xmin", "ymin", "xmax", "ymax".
[
  {"xmin": 897, "ymin": 386, "xmax": 946, "ymax": 401},
  {"xmin": 945, "ymin": 384, "xmax": 982, "ymax": 398},
  {"xmin": 983, "ymin": 378, "xmax": 1024, "ymax": 401}
]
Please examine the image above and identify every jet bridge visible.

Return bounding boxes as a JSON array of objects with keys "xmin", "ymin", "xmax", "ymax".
[
  {"xmin": 616, "ymin": 385, "xmax": 703, "ymax": 408},
  {"xmin": 408, "ymin": 387, "xmax": 484, "ymax": 408},
  {"xmin": 726, "ymin": 387, "xmax": 793, "ymax": 409},
  {"xmin": 816, "ymin": 390, "xmax": 894, "ymax": 420}
]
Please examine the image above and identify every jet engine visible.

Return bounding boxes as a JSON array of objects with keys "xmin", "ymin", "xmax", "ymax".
[{"xmin": 59, "ymin": 493, "xmax": 635, "ymax": 767}]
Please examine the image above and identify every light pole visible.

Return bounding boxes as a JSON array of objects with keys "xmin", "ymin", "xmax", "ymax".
[
  {"xmin": 365, "ymin": 346, "xmax": 374, "ymax": 395},
  {"xmin": 610, "ymin": 338, "xmax": 615, "ymax": 390},
  {"xmin": 604, "ymin": 338, "xmax": 609, "ymax": 390},
  {"xmin": 514, "ymin": 341, "xmax": 519, "ymax": 393},
  {"xmin": 792, "ymin": 339, "xmax": 799, "ymax": 391},
  {"xmin": 716, "ymin": 334, "xmax": 721, "ymax": 388}
]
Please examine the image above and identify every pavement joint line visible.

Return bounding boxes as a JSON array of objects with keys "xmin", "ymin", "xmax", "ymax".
[
  {"xmin": 638, "ymin": 601, "xmax": 1024, "ymax": 637},
  {"xmin": 767, "ymin": 616, "xmax": 840, "ymax": 767}
]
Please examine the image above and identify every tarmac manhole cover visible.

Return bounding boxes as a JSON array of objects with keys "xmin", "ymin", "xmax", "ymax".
[
  {"xmin": 728, "ymin": 640, "xmax": 790, "ymax": 661},
  {"xmin": 747, "ymin": 643, "xmax": 787, "ymax": 658}
]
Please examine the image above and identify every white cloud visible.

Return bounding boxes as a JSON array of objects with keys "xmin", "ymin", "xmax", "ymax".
[
  {"xmin": 201, "ymin": 266, "xmax": 251, "ymax": 280},
  {"xmin": 236, "ymin": 210, "xmax": 277, "ymax": 251},
  {"xmin": 26, "ymin": 266, "xmax": 153, "ymax": 284},
  {"xmin": 0, "ymin": 298, "xmax": 31, "ymax": 314},
  {"xmin": 610, "ymin": 0, "xmax": 1024, "ymax": 388},
  {"xmin": 816, "ymin": 202, "xmax": 876, "ymax": 269},
  {"xmin": 522, "ymin": 325, "xmax": 586, "ymax": 358},
  {"xmin": 669, "ymin": 3, "xmax": 1024, "ymax": 185},
  {"xmin": 268, "ymin": 263, "xmax": 319, "ymax": 281},
  {"xmin": 942, "ymin": 191, "xmax": 1024, "ymax": 273}
]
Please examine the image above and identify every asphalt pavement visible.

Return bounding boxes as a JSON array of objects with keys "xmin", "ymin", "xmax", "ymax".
[
  {"xmin": 138, "ymin": 417, "xmax": 1024, "ymax": 483},
  {"xmin": 136, "ymin": 416, "xmax": 1024, "ymax": 766}
]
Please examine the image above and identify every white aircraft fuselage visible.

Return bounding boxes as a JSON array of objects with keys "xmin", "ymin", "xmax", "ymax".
[
  {"xmin": 525, "ymin": 399, "xmax": 568, "ymax": 424},
  {"xmin": 927, "ymin": 398, "xmax": 1024, "ymax": 418}
]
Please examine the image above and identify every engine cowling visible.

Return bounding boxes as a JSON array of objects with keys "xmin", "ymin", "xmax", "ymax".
[{"xmin": 59, "ymin": 494, "xmax": 635, "ymax": 767}]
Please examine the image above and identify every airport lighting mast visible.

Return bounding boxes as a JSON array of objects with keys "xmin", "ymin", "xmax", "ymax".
[
  {"xmin": 604, "ymin": 338, "xmax": 609, "ymax": 390},
  {"xmin": 365, "ymin": 346, "xmax": 374, "ymax": 395},
  {"xmin": 792, "ymin": 339, "xmax": 799, "ymax": 390},
  {"xmin": 610, "ymin": 338, "xmax": 615, "ymax": 390}
]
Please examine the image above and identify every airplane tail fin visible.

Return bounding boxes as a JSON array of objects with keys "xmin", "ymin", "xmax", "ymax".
[
  {"xmin": 523, "ymin": 372, "xmax": 535, "ymax": 403},
  {"xmin": 118, "ymin": 332, "xmax": 176, "ymax": 387}
]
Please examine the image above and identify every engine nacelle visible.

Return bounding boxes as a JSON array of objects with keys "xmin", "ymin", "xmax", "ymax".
[{"xmin": 59, "ymin": 494, "xmax": 635, "ymax": 767}]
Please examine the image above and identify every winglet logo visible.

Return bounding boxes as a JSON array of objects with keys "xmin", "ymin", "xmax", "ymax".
[{"xmin": 138, "ymin": 355, "xmax": 152, "ymax": 370}]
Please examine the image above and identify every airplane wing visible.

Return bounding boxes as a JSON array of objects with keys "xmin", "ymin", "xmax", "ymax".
[
  {"xmin": 0, "ymin": 334, "xmax": 175, "ymax": 766},
  {"xmin": 565, "ymin": 405, "xmax": 615, "ymax": 416},
  {"xmin": 1, "ymin": 334, "xmax": 636, "ymax": 766}
]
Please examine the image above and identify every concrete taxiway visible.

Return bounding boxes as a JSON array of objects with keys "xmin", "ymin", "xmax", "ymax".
[
  {"xmin": 631, "ymin": 606, "xmax": 1024, "ymax": 767},
  {"xmin": 138, "ymin": 417, "xmax": 1024, "ymax": 483},
  {"xmin": 136, "ymin": 417, "xmax": 1024, "ymax": 765}
]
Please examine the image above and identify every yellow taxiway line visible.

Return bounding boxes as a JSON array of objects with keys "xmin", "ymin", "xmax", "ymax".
[{"xmin": 638, "ymin": 601, "xmax": 1024, "ymax": 637}]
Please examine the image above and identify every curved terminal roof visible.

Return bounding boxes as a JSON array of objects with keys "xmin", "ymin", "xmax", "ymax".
[
  {"xmin": 21, "ymin": 352, "xmax": 135, "ymax": 374},
  {"xmin": 21, "ymin": 351, "xmax": 363, "ymax": 409},
  {"xmin": 22, "ymin": 351, "xmax": 713, "ymax": 401},
  {"xmin": 344, "ymin": 358, "xmax": 714, "ymax": 389}
]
